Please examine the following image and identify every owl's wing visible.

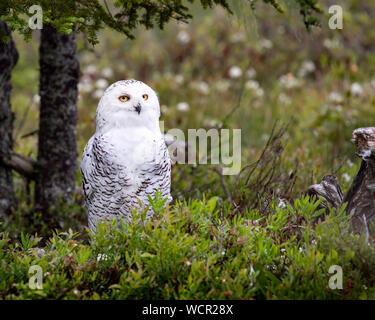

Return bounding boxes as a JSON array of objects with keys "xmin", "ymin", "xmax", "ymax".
[
  {"xmin": 81, "ymin": 135, "xmax": 133, "ymax": 210},
  {"xmin": 80, "ymin": 136, "xmax": 96, "ymax": 204}
]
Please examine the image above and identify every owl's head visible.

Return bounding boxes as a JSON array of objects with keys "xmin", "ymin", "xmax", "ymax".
[{"xmin": 96, "ymin": 80, "xmax": 161, "ymax": 131}]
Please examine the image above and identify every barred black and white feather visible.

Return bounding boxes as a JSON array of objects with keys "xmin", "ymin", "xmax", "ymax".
[{"xmin": 81, "ymin": 80, "xmax": 172, "ymax": 233}]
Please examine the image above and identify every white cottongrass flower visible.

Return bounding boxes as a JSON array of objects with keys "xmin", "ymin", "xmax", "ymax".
[
  {"xmin": 161, "ymin": 105, "xmax": 169, "ymax": 115},
  {"xmin": 231, "ymin": 32, "xmax": 245, "ymax": 43},
  {"xmin": 228, "ymin": 66, "xmax": 243, "ymax": 79},
  {"xmin": 78, "ymin": 76, "xmax": 93, "ymax": 93},
  {"xmin": 246, "ymin": 67, "xmax": 257, "ymax": 79},
  {"xmin": 216, "ymin": 80, "xmax": 230, "ymax": 92},
  {"xmin": 194, "ymin": 81, "xmax": 210, "ymax": 95},
  {"xmin": 335, "ymin": 105, "xmax": 343, "ymax": 113},
  {"xmin": 78, "ymin": 82, "xmax": 93, "ymax": 93},
  {"xmin": 256, "ymin": 88, "xmax": 264, "ymax": 97},
  {"xmin": 298, "ymin": 60, "xmax": 316, "ymax": 77},
  {"xmin": 245, "ymin": 80, "xmax": 260, "ymax": 90},
  {"xmin": 278, "ymin": 73, "xmax": 301, "ymax": 89},
  {"xmin": 245, "ymin": 80, "xmax": 264, "ymax": 97},
  {"xmin": 93, "ymin": 89, "xmax": 104, "ymax": 99},
  {"xmin": 259, "ymin": 38, "xmax": 273, "ymax": 49},
  {"xmin": 177, "ymin": 30, "xmax": 190, "ymax": 44},
  {"xmin": 278, "ymin": 93, "xmax": 291, "ymax": 105},
  {"xmin": 95, "ymin": 78, "xmax": 109, "ymax": 89},
  {"xmin": 350, "ymin": 82, "xmax": 363, "ymax": 97},
  {"xmin": 174, "ymin": 74, "xmax": 184, "ymax": 85},
  {"xmin": 84, "ymin": 64, "xmax": 97, "ymax": 75},
  {"xmin": 101, "ymin": 67, "xmax": 114, "ymax": 78},
  {"xmin": 328, "ymin": 92, "xmax": 344, "ymax": 104},
  {"xmin": 177, "ymin": 102, "xmax": 190, "ymax": 112}
]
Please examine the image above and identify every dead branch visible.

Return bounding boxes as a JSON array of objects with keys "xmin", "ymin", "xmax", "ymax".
[
  {"xmin": 307, "ymin": 175, "xmax": 343, "ymax": 212},
  {"xmin": 1, "ymin": 151, "xmax": 36, "ymax": 178}
]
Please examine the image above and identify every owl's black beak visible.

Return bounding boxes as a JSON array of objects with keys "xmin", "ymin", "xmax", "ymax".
[{"xmin": 134, "ymin": 103, "xmax": 142, "ymax": 115}]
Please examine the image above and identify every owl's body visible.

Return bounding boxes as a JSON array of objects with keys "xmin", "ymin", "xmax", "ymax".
[{"xmin": 81, "ymin": 80, "xmax": 171, "ymax": 232}]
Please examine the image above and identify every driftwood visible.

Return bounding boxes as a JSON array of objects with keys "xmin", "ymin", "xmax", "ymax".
[
  {"xmin": 308, "ymin": 127, "xmax": 375, "ymax": 232},
  {"xmin": 307, "ymin": 175, "xmax": 343, "ymax": 212}
]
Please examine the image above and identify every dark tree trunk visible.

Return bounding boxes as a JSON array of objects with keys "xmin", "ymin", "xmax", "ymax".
[
  {"xmin": 344, "ymin": 127, "xmax": 375, "ymax": 232},
  {"xmin": 35, "ymin": 24, "xmax": 79, "ymax": 212},
  {"xmin": 0, "ymin": 21, "xmax": 18, "ymax": 215}
]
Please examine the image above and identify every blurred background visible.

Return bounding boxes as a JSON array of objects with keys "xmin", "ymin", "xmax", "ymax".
[{"xmin": 8, "ymin": 0, "xmax": 375, "ymax": 231}]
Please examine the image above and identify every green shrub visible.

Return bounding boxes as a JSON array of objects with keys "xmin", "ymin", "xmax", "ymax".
[{"xmin": 1, "ymin": 195, "xmax": 374, "ymax": 299}]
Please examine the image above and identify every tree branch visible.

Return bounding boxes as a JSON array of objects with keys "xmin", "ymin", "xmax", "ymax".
[{"xmin": 1, "ymin": 151, "xmax": 36, "ymax": 178}]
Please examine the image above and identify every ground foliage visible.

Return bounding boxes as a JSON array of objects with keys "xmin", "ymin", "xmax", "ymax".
[
  {"xmin": 2, "ymin": 194, "xmax": 375, "ymax": 299},
  {"xmin": 1, "ymin": 0, "xmax": 375, "ymax": 299}
]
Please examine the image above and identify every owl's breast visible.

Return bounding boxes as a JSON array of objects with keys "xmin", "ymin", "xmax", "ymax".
[{"xmin": 103, "ymin": 127, "xmax": 164, "ymax": 169}]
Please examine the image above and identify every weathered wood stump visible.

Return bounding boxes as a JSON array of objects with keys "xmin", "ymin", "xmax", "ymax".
[
  {"xmin": 308, "ymin": 127, "xmax": 375, "ymax": 232},
  {"xmin": 307, "ymin": 175, "xmax": 343, "ymax": 212}
]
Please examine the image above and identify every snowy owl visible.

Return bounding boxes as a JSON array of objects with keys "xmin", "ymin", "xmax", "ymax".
[{"xmin": 81, "ymin": 80, "xmax": 172, "ymax": 233}]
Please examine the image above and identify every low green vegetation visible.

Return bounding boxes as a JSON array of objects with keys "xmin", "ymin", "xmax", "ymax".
[{"xmin": 1, "ymin": 194, "xmax": 375, "ymax": 299}]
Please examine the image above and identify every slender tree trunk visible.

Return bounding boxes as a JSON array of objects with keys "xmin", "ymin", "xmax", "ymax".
[
  {"xmin": 35, "ymin": 24, "xmax": 79, "ymax": 212},
  {"xmin": 0, "ymin": 21, "xmax": 18, "ymax": 215}
]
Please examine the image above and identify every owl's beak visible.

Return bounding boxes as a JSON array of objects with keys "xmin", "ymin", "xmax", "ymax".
[{"xmin": 134, "ymin": 103, "xmax": 142, "ymax": 115}]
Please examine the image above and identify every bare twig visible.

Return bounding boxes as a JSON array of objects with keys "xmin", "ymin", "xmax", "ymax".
[
  {"xmin": 21, "ymin": 129, "xmax": 39, "ymax": 139},
  {"xmin": 212, "ymin": 167, "xmax": 233, "ymax": 203},
  {"xmin": 219, "ymin": 60, "xmax": 254, "ymax": 130},
  {"xmin": 103, "ymin": 0, "xmax": 113, "ymax": 18},
  {"xmin": 14, "ymin": 96, "xmax": 34, "ymax": 140},
  {"xmin": 228, "ymin": 120, "xmax": 296, "ymax": 215}
]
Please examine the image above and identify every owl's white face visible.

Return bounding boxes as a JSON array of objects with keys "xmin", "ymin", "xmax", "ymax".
[{"xmin": 96, "ymin": 80, "xmax": 161, "ymax": 132}]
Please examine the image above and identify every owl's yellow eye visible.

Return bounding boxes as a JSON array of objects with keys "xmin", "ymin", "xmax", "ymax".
[
  {"xmin": 143, "ymin": 94, "xmax": 149, "ymax": 101},
  {"xmin": 119, "ymin": 95, "xmax": 130, "ymax": 102}
]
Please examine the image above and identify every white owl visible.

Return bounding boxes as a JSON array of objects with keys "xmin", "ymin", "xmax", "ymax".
[{"xmin": 81, "ymin": 80, "xmax": 172, "ymax": 233}]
